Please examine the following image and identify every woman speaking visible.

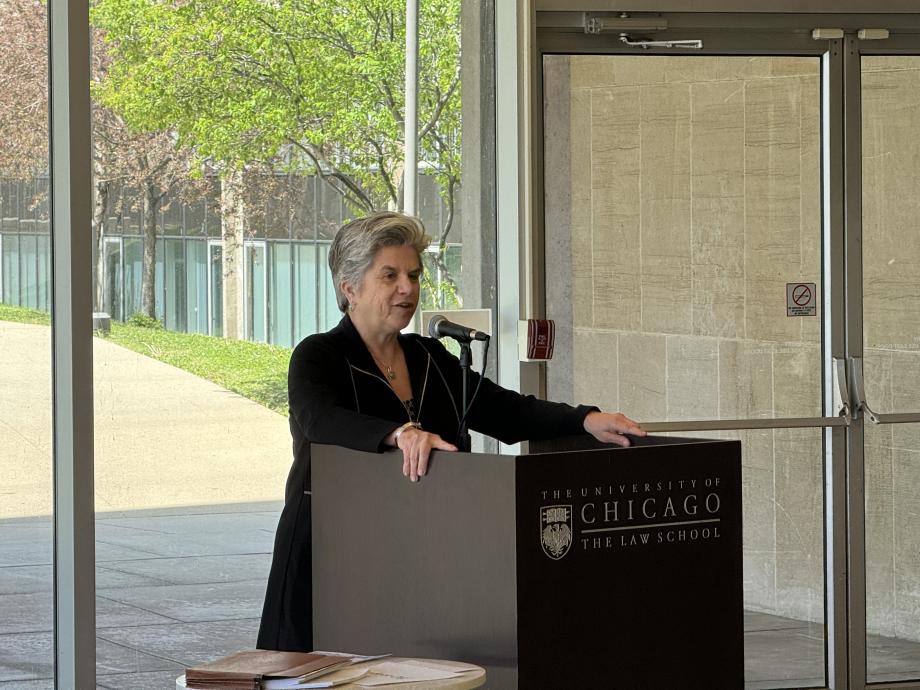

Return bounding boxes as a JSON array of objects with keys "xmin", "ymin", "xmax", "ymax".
[{"xmin": 257, "ymin": 211, "xmax": 644, "ymax": 652}]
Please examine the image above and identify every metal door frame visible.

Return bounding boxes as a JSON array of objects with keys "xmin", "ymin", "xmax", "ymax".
[{"xmin": 532, "ymin": 13, "xmax": 920, "ymax": 690}]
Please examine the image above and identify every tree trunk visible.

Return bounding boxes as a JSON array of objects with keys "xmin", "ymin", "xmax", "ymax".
[
  {"xmin": 220, "ymin": 169, "xmax": 246, "ymax": 340},
  {"xmin": 92, "ymin": 179, "xmax": 109, "ymax": 313},
  {"xmin": 141, "ymin": 182, "xmax": 159, "ymax": 319}
]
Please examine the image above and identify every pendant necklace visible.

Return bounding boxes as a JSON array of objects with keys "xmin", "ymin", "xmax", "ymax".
[{"xmin": 371, "ymin": 351, "xmax": 397, "ymax": 381}]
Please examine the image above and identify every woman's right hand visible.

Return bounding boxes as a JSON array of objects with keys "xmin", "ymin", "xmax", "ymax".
[{"xmin": 393, "ymin": 428, "xmax": 457, "ymax": 482}]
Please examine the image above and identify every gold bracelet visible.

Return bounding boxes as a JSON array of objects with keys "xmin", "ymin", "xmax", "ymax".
[{"xmin": 393, "ymin": 421, "xmax": 422, "ymax": 446}]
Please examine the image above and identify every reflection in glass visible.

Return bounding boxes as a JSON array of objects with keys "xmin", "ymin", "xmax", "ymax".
[{"xmin": 862, "ymin": 55, "xmax": 920, "ymax": 684}]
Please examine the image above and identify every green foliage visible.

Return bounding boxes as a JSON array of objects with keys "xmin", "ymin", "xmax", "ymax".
[
  {"xmin": 92, "ymin": 0, "xmax": 462, "ymax": 219},
  {"xmin": 420, "ymin": 262, "xmax": 461, "ymax": 311},
  {"xmin": 126, "ymin": 311, "xmax": 164, "ymax": 329},
  {"xmin": 0, "ymin": 304, "xmax": 289, "ymax": 414},
  {"xmin": 108, "ymin": 322, "xmax": 291, "ymax": 414},
  {"xmin": 0, "ymin": 303, "xmax": 50, "ymax": 326}
]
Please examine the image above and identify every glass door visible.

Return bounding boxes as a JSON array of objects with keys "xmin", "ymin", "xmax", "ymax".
[
  {"xmin": 538, "ymin": 21, "xmax": 845, "ymax": 690},
  {"xmin": 854, "ymin": 38, "xmax": 920, "ymax": 688},
  {"xmin": 538, "ymin": 15, "xmax": 920, "ymax": 689}
]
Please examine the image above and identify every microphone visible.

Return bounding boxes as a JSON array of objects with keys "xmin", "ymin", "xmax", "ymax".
[{"xmin": 428, "ymin": 314, "xmax": 490, "ymax": 342}]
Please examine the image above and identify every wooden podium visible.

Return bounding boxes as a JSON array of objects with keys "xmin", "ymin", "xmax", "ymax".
[{"xmin": 312, "ymin": 435, "xmax": 743, "ymax": 689}]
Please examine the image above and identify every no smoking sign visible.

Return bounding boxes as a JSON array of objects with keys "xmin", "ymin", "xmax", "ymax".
[{"xmin": 786, "ymin": 282, "xmax": 817, "ymax": 317}]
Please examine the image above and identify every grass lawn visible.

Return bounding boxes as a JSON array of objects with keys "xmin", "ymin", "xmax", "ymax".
[{"xmin": 0, "ymin": 304, "xmax": 291, "ymax": 415}]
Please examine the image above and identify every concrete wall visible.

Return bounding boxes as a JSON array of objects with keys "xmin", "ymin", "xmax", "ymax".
[{"xmin": 544, "ymin": 54, "xmax": 920, "ymax": 642}]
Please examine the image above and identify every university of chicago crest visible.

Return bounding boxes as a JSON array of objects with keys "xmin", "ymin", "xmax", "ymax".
[{"xmin": 540, "ymin": 505, "xmax": 573, "ymax": 560}]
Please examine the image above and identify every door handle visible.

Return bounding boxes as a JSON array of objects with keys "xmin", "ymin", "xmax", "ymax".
[{"xmin": 833, "ymin": 357, "xmax": 850, "ymax": 418}]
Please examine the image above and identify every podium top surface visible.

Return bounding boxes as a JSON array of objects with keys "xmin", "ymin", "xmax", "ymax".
[
  {"xmin": 527, "ymin": 432, "xmax": 737, "ymax": 454},
  {"xmin": 177, "ymin": 658, "xmax": 486, "ymax": 690}
]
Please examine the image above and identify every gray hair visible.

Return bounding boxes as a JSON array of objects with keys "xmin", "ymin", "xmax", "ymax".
[{"xmin": 329, "ymin": 211, "xmax": 431, "ymax": 313}]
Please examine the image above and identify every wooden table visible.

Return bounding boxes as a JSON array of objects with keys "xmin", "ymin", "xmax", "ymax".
[{"xmin": 177, "ymin": 657, "xmax": 486, "ymax": 690}]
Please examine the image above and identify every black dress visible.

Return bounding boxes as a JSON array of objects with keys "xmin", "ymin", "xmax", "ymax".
[{"xmin": 256, "ymin": 314, "xmax": 595, "ymax": 651}]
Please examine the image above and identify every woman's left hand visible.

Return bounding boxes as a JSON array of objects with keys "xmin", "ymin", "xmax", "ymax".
[{"xmin": 583, "ymin": 411, "xmax": 646, "ymax": 447}]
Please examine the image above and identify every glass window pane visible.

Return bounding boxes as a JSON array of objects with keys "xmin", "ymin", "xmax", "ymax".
[
  {"xmin": 124, "ymin": 187, "xmax": 141, "ymax": 236},
  {"xmin": 264, "ymin": 178, "xmax": 291, "ymax": 241},
  {"xmin": 543, "ymin": 54, "xmax": 826, "ymax": 688},
  {"xmin": 154, "ymin": 237, "xmax": 165, "ymax": 322},
  {"xmin": 292, "ymin": 176, "xmax": 315, "ymax": 242},
  {"xmin": 864, "ymin": 422, "xmax": 920, "ymax": 684},
  {"xmin": 106, "ymin": 181, "xmax": 124, "ymax": 236},
  {"xmin": 862, "ymin": 54, "xmax": 920, "ymax": 684},
  {"xmin": 2, "ymin": 235, "xmax": 21, "ymax": 304},
  {"xmin": 165, "ymin": 238, "xmax": 187, "ymax": 332},
  {"xmin": 317, "ymin": 243, "xmax": 340, "ymax": 332},
  {"xmin": 186, "ymin": 239, "xmax": 208, "ymax": 334},
  {"xmin": 545, "ymin": 55, "xmax": 823, "ymax": 422},
  {"xmin": 36, "ymin": 233, "xmax": 50, "ymax": 312},
  {"xmin": 738, "ymin": 426, "xmax": 826, "ymax": 687},
  {"xmin": 208, "ymin": 243, "xmax": 223, "ymax": 336},
  {"xmin": 418, "ymin": 173, "xmax": 442, "ymax": 236},
  {"xmin": 123, "ymin": 237, "xmax": 143, "ymax": 319},
  {"xmin": 294, "ymin": 243, "xmax": 318, "ymax": 341},
  {"xmin": 204, "ymin": 183, "xmax": 220, "ymax": 238},
  {"xmin": 862, "ymin": 56, "xmax": 920, "ymax": 413},
  {"xmin": 269, "ymin": 242, "xmax": 292, "ymax": 346},
  {"xmin": 184, "ymin": 197, "xmax": 204, "ymax": 237},
  {"xmin": 1, "ymin": 181, "xmax": 19, "ymax": 232},
  {"xmin": 1, "ymin": 0, "xmax": 54, "ymax": 684},
  {"xmin": 80, "ymin": 0, "xmax": 483, "ymax": 683},
  {"xmin": 20, "ymin": 235, "xmax": 38, "ymax": 310},
  {"xmin": 246, "ymin": 242, "xmax": 266, "ymax": 342},
  {"xmin": 92, "ymin": 196, "xmax": 289, "ymax": 685},
  {"xmin": 104, "ymin": 239, "xmax": 123, "ymax": 321},
  {"xmin": 163, "ymin": 193, "xmax": 183, "ymax": 237},
  {"xmin": 317, "ymin": 181, "xmax": 343, "ymax": 241}
]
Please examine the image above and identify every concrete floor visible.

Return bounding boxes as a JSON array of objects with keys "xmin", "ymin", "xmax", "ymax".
[
  {"xmin": 0, "ymin": 504, "xmax": 278, "ymax": 690},
  {"xmin": 1, "ymin": 505, "xmax": 919, "ymax": 690}
]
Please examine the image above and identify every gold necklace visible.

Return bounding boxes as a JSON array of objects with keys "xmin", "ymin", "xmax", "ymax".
[{"xmin": 370, "ymin": 351, "xmax": 397, "ymax": 381}]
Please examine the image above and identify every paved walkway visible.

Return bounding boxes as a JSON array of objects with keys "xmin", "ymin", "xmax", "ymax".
[{"xmin": 0, "ymin": 321, "xmax": 293, "ymax": 518}]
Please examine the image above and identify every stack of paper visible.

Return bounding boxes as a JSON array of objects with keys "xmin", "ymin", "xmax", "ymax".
[
  {"xmin": 353, "ymin": 659, "xmax": 477, "ymax": 687},
  {"xmin": 259, "ymin": 657, "xmax": 477, "ymax": 689},
  {"xmin": 262, "ymin": 665, "xmax": 372, "ymax": 689}
]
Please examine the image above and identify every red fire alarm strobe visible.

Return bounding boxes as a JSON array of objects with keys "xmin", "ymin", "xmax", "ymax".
[{"xmin": 519, "ymin": 319, "xmax": 555, "ymax": 361}]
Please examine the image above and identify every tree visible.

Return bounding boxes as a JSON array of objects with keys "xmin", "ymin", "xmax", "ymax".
[
  {"xmin": 0, "ymin": 0, "xmax": 204, "ymax": 317},
  {"xmin": 93, "ymin": 119, "xmax": 207, "ymax": 318},
  {"xmin": 92, "ymin": 0, "xmax": 463, "ymax": 305},
  {"xmin": 0, "ymin": 0, "xmax": 48, "ymax": 178},
  {"xmin": 91, "ymin": 37, "xmax": 207, "ymax": 319}
]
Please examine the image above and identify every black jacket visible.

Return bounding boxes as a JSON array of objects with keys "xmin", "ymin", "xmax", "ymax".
[{"xmin": 257, "ymin": 315, "xmax": 595, "ymax": 652}]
